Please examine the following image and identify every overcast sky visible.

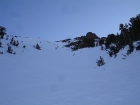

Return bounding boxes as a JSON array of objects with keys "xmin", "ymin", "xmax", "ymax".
[{"xmin": 0, "ymin": 0, "xmax": 140, "ymax": 41}]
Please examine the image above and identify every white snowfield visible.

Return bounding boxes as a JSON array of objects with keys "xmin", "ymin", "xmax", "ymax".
[{"xmin": 0, "ymin": 36, "xmax": 140, "ymax": 105}]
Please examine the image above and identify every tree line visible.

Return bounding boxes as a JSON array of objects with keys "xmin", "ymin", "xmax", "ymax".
[{"xmin": 99, "ymin": 14, "xmax": 140, "ymax": 57}]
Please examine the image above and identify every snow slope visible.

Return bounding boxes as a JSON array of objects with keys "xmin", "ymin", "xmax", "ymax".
[{"xmin": 0, "ymin": 36, "xmax": 140, "ymax": 105}]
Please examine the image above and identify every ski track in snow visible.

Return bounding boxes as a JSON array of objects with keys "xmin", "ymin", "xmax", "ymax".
[{"xmin": 0, "ymin": 36, "xmax": 140, "ymax": 105}]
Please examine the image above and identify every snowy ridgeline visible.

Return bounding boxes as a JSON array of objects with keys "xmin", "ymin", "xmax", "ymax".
[{"xmin": 0, "ymin": 35, "xmax": 140, "ymax": 105}]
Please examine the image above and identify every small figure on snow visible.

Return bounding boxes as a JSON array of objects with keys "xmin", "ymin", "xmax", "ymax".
[
  {"xmin": 7, "ymin": 46, "xmax": 13, "ymax": 54},
  {"xmin": 36, "ymin": 43, "xmax": 41, "ymax": 50}
]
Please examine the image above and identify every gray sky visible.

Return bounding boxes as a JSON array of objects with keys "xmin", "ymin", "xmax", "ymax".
[{"xmin": 0, "ymin": 0, "xmax": 140, "ymax": 41}]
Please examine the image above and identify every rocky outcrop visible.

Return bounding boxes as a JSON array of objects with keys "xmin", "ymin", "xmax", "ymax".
[{"xmin": 86, "ymin": 32, "xmax": 100, "ymax": 40}]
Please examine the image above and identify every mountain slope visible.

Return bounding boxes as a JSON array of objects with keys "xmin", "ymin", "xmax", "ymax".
[{"xmin": 0, "ymin": 36, "xmax": 140, "ymax": 105}]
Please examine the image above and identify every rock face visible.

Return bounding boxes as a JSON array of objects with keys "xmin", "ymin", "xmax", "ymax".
[
  {"xmin": 58, "ymin": 32, "xmax": 100, "ymax": 51},
  {"xmin": 86, "ymin": 32, "xmax": 100, "ymax": 40}
]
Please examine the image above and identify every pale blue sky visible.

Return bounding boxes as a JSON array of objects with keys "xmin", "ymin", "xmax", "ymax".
[{"xmin": 0, "ymin": 0, "xmax": 140, "ymax": 41}]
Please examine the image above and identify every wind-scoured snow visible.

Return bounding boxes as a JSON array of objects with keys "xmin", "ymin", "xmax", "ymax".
[{"xmin": 0, "ymin": 36, "xmax": 140, "ymax": 105}]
